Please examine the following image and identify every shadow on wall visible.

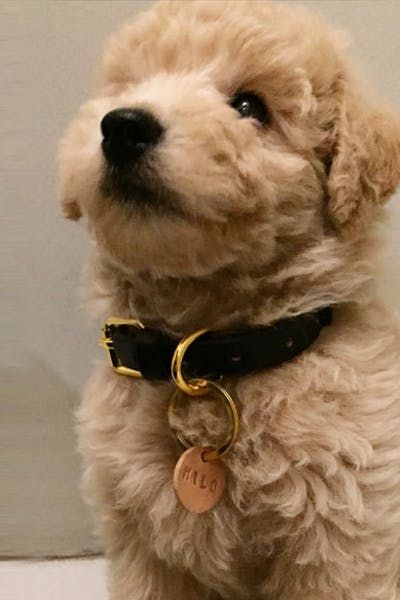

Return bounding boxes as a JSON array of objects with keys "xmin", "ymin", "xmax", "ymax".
[{"xmin": 1, "ymin": 359, "xmax": 100, "ymax": 558}]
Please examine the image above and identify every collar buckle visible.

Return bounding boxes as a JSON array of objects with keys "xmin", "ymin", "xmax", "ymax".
[{"xmin": 99, "ymin": 317, "xmax": 145, "ymax": 378}]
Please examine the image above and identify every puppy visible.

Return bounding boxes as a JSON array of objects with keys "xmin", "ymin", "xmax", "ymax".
[{"xmin": 59, "ymin": 1, "xmax": 400, "ymax": 598}]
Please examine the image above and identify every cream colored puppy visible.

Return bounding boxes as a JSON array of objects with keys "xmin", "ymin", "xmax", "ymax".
[{"xmin": 59, "ymin": 1, "xmax": 400, "ymax": 599}]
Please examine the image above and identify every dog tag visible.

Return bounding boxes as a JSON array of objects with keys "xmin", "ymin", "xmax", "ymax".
[{"xmin": 173, "ymin": 446, "xmax": 227, "ymax": 513}]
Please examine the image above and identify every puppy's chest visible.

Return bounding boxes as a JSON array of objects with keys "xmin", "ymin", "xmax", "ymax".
[
  {"xmin": 96, "ymin": 353, "xmax": 386, "ymax": 584},
  {"xmin": 124, "ymin": 361, "xmax": 357, "ymax": 518}
]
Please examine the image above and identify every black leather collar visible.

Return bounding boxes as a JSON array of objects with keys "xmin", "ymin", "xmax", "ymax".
[{"xmin": 101, "ymin": 307, "xmax": 332, "ymax": 381}]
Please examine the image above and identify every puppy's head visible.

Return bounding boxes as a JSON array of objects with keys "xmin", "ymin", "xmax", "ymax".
[{"xmin": 59, "ymin": 0, "xmax": 400, "ymax": 278}]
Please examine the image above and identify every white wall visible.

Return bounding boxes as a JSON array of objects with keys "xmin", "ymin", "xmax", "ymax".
[
  {"xmin": 2, "ymin": 0, "xmax": 399, "ymax": 558},
  {"xmin": 2, "ymin": 0, "xmax": 153, "ymax": 559}
]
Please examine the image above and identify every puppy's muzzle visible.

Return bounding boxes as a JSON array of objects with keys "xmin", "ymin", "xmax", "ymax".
[{"xmin": 101, "ymin": 108, "xmax": 164, "ymax": 168}]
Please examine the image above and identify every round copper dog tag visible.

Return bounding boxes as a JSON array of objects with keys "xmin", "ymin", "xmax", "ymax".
[{"xmin": 173, "ymin": 447, "xmax": 227, "ymax": 513}]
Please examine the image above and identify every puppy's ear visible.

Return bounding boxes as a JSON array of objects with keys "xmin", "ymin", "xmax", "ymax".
[
  {"xmin": 58, "ymin": 150, "xmax": 82, "ymax": 220},
  {"xmin": 327, "ymin": 77, "xmax": 400, "ymax": 234},
  {"xmin": 61, "ymin": 196, "xmax": 82, "ymax": 221}
]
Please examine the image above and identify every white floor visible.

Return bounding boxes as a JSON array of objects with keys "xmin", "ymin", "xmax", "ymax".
[{"xmin": 1, "ymin": 558, "xmax": 107, "ymax": 600}]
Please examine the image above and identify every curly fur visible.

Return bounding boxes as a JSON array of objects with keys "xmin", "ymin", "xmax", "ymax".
[{"xmin": 59, "ymin": 1, "xmax": 400, "ymax": 598}]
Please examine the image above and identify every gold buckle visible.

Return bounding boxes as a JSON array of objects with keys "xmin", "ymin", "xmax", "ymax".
[{"xmin": 99, "ymin": 316, "xmax": 144, "ymax": 378}]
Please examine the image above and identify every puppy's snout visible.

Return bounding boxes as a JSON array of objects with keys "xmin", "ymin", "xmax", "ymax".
[{"xmin": 101, "ymin": 108, "xmax": 164, "ymax": 167}]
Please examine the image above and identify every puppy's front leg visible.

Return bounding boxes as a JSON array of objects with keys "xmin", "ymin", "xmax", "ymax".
[
  {"xmin": 259, "ymin": 524, "xmax": 399, "ymax": 600},
  {"xmin": 108, "ymin": 540, "xmax": 214, "ymax": 600},
  {"xmin": 106, "ymin": 518, "xmax": 216, "ymax": 600}
]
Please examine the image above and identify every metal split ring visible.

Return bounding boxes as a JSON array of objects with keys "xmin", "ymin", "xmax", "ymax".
[{"xmin": 168, "ymin": 379, "xmax": 240, "ymax": 462}]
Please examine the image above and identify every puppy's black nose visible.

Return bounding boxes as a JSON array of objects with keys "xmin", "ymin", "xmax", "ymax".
[{"xmin": 100, "ymin": 108, "xmax": 164, "ymax": 167}]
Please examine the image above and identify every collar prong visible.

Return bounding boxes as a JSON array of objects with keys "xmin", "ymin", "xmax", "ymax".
[{"xmin": 98, "ymin": 337, "xmax": 112, "ymax": 349}]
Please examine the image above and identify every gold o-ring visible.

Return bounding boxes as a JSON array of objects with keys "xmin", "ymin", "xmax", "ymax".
[
  {"xmin": 168, "ymin": 380, "xmax": 240, "ymax": 461},
  {"xmin": 171, "ymin": 329, "xmax": 210, "ymax": 396}
]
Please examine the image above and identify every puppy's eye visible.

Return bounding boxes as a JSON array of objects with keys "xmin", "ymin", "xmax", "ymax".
[{"xmin": 230, "ymin": 92, "xmax": 269, "ymax": 124}]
